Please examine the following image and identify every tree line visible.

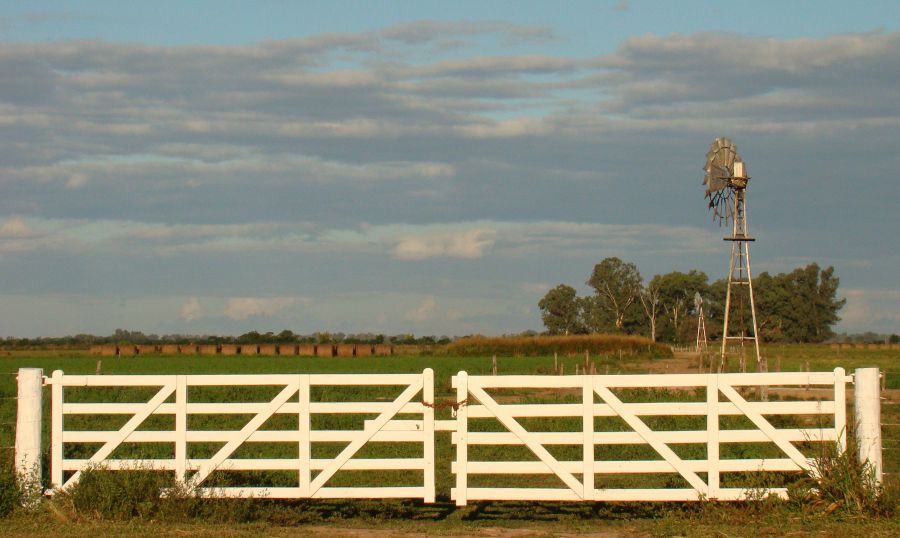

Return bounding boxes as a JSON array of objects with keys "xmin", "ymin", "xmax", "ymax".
[
  {"xmin": 538, "ymin": 257, "xmax": 846, "ymax": 344},
  {"xmin": 0, "ymin": 329, "xmax": 453, "ymax": 348}
]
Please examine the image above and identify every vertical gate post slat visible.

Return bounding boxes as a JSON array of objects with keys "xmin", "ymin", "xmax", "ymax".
[
  {"xmin": 582, "ymin": 374, "xmax": 594, "ymax": 500},
  {"xmin": 833, "ymin": 367, "xmax": 847, "ymax": 453},
  {"xmin": 423, "ymin": 368, "xmax": 435, "ymax": 503},
  {"xmin": 51, "ymin": 370, "xmax": 64, "ymax": 489},
  {"xmin": 175, "ymin": 375, "xmax": 187, "ymax": 485},
  {"xmin": 298, "ymin": 374, "xmax": 311, "ymax": 496},
  {"xmin": 455, "ymin": 371, "xmax": 468, "ymax": 507},
  {"xmin": 707, "ymin": 374, "xmax": 719, "ymax": 500}
]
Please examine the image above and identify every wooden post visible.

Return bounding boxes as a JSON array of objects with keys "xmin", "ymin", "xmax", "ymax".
[
  {"xmin": 554, "ymin": 352, "xmax": 558, "ymax": 373},
  {"xmin": 855, "ymin": 368, "xmax": 882, "ymax": 484},
  {"xmin": 175, "ymin": 375, "xmax": 187, "ymax": 486},
  {"xmin": 423, "ymin": 368, "xmax": 435, "ymax": 503},
  {"xmin": 455, "ymin": 371, "xmax": 468, "ymax": 506},
  {"xmin": 707, "ymin": 374, "xmax": 720, "ymax": 500},
  {"xmin": 15, "ymin": 368, "xmax": 43, "ymax": 499},
  {"xmin": 298, "ymin": 374, "xmax": 311, "ymax": 496},
  {"xmin": 492, "ymin": 355, "xmax": 497, "ymax": 376},
  {"xmin": 50, "ymin": 370, "xmax": 63, "ymax": 489}
]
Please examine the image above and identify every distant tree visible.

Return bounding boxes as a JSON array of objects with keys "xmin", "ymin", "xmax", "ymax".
[
  {"xmin": 711, "ymin": 263, "xmax": 845, "ymax": 343},
  {"xmin": 577, "ymin": 295, "xmax": 613, "ymax": 334},
  {"xmin": 539, "ymin": 284, "xmax": 583, "ymax": 335},
  {"xmin": 639, "ymin": 279, "xmax": 663, "ymax": 342},
  {"xmin": 651, "ymin": 270, "xmax": 709, "ymax": 343},
  {"xmin": 586, "ymin": 257, "xmax": 642, "ymax": 332},
  {"xmin": 236, "ymin": 331, "xmax": 261, "ymax": 344},
  {"xmin": 276, "ymin": 330, "xmax": 296, "ymax": 343}
]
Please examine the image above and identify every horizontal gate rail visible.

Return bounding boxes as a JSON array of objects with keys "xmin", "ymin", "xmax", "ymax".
[
  {"xmin": 46, "ymin": 369, "xmax": 435, "ymax": 501},
  {"xmin": 451, "ymin": 368, "xmax": 850, "ymax": 505}
]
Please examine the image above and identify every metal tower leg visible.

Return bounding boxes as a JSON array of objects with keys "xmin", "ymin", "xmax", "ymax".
[{"xmin": 720, "ymin": 189, "xmax": 761, "ymax": 371}]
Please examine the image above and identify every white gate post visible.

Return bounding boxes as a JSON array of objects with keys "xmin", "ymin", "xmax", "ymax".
[
  {"xmin": 15, "ymin": 368, "xmax": 43, "ymax": 498},
  {"xmin": 854, "ymin": 368, "xmax": 882, "ymax": 484}
]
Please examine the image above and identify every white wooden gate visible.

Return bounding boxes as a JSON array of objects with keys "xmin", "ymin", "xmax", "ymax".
[
  {"xmin": 47, "ymin": 369, "xmax": 435, "ymax": 500},
  {"xmin": 43, "ymin": 367, "xmax": 853, "ymax": 504},
  {"xmin": 451, "ymin": 369, "xmax": 850, "ymax": 505}
]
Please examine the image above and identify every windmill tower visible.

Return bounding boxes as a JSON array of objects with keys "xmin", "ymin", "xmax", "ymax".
[
  {"xmin": 702, "ymin": 138, "xmax": 761, "ymax": 371},
  {"xmin": 694, "ymin": 292, "xmax": 708, "ymax": 352}
]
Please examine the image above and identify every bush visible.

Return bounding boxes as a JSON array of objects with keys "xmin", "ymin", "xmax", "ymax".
[
  {"xmin": 445, "ymin": 334, "xmax": 672, "ymax": 358},
  {"xmin": 794, "ymin": 436, "xmax": 896, "ymax": 517},
  {"xmin": 64, "ymin": 466, "xmax": 192, "ymax": 520},
  {"xmin": 0, "ymin": 464, "xmax": 20, "ymax": 518}
]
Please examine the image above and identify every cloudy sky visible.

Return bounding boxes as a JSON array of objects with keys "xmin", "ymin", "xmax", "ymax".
[{"xmin": 1, "ymin": 1, "xmax": 898, "ymax": 337}]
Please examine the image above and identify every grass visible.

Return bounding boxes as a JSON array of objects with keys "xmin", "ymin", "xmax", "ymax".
[{"xmin": 0, "ymin": 344, "xmax": 898, "ymax": 536}]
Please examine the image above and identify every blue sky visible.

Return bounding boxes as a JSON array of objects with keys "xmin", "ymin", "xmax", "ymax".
[{"xmin": 1, "ymin": 1, "xmax": 898, "ymax": 337}]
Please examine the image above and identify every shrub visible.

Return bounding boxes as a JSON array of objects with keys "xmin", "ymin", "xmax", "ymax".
[
  {"xmin": 64, "ymin": 466, "xmax": 191, "ymax": 520},
  {"xmin": 445, "ymin": 334, "xmax": 672, "ymax": 358},
  {"xmin": 793, "ymin": 435, "xmax": 895, "ymax": 517},
  {"xmin": 0, "ymin": 463, "xmax": 20, "ymax": 518}
]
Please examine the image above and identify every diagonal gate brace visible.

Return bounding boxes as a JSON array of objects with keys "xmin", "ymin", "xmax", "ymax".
[
  {"xmin": 468, "ymin": 384, "xmax": 585, "ymax": 498},
  {"xmin": 309, "ymin": 380, "xmax": 423, "ymax": 496},
  {"xmin": 594, "ymin": 381, "xmax": 709, "ymax": 495}
]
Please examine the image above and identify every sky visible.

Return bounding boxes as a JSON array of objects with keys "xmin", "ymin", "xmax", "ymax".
[{"xmin": 1, "ymin": 1, "xmax": 899, "ymax": 338}]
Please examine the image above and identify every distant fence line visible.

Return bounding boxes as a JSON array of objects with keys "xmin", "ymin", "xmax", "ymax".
[
  {"xmin": 89, "ymin": 343, "xmax": 394, "ymax": 358},
  {"xmin": 829, "ymin": 343, "xmax": 899, "ymax": 350}
]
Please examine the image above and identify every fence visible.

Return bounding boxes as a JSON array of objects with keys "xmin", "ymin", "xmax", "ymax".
[{"xmin": 14, "ymin": 367, "xmax": 882, "ymax": 505}]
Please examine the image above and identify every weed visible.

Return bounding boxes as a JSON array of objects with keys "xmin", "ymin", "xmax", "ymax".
[
  {"xmin": 59, "ymin": 464, "xmax": 195, "ymax": 520},
  {"xmin": 0, "ymin": 461, "xmax": 20, "ymax": 517},
  {"xmin": 804, "ymin": 435, "xmax": 894, "ymax": 517}
]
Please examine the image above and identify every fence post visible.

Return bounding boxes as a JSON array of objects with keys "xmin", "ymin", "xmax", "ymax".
[
  {"xmin": 15, "ymin": 368, "xmax": 43, "ymax": 499},
  {"xmin": 854, "ymin": 368, "xmax": 882, "ymax": 484}
]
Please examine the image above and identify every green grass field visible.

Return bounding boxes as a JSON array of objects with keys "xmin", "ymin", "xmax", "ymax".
[{"xmin": 1, "ymin": 344, "xmax": 898, "ymax": 536}]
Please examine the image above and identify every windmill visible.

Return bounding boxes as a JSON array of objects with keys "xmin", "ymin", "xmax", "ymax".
[
  {"xmin": 694, "ymin": 292, "xmax": 708, "ymax": 353},
  {"xmin": 703, "ymin": 137, "xmax": 761, "ymax": 372}
]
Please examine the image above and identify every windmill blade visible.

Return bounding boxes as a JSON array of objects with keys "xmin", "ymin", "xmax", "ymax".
[{"xmin": 703, "ymin": 137, "xmax": 741, "ymax": 223}]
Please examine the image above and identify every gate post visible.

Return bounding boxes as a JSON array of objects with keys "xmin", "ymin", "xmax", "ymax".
[
  {"xmin": 854, "ymin": 368, "xmax": 882, "ymax": 484},
  {"xmin": 15, "ymin": 368, "xmax": 43, "ymax": 499}
]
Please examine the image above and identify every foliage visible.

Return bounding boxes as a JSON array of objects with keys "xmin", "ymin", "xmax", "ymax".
[
  {"xmin": 651, "ymin": 270, "xmax": 710, "ymax": 343},
  {"xmin": 62, "ymin": 467, "xmax": 194, "ymax": 520},
  {"xmin": 445, "ymin": 334, "xmax": 672, "ymax": 358},
  {"xmin": 586, "ymin": 257, "xmax": 643, "ymax": 332},
  {"xmin": 0, "ymin": 462, "xmax": 20, "ymax": 518},
  {"xmin": 799, "ymin": 438, "xmax": 895, "ymax": 517},
  {"xmin": 541, "ymin": 257, "xmax": 846, "ymax": 345},
  {"xmin": 538, "ymin": 284, "xmax": 583, "ymax": 335}
]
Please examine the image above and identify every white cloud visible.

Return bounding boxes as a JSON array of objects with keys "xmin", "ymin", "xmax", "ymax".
[
  {"xmin": 65, "ymin": 173, "xmax": 88, "ymax": 189},
  {"xmin": 180, "ymin": 297, "xmax": 201, "ymax": 322},
  {"xmin": 405, "ymin": 296, "xmax": 437, "ymax": 323},
  {"xmin": 838, "ymin": 289, "xmax": 900, "ymax": 333},
  {"xmin": 393, "ymin": 229, "xmax": 496, "ymax": 260},
  {"xmin": 224, "ymin": 297, "xmax": 298, "ymax": 320},
  {"xmin": 0, "ymin": 217, "xmax": 30, "ymax": 237}
]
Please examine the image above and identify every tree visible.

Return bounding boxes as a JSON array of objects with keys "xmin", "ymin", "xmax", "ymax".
[
  {"xmin": 652, "ymin": 270, "xmax": 709, "ymax": 343},
  {"xmin": 586, "ymin": 257, "xmax": 643, "ymax": 332},
  {"xmin": 712, "ymin": 263, "xmax": 845, "ymax": 343},
  {"xmin": 639, "ymin": 280, "xmax": 663, "ymax": 342},
  {"xmin": 780, "ymin": 264, "xmax": 845, "ymax": 343},
  {"xmin": 539, "ymin": 284, "xmax": 583, "ymax": 335}
]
